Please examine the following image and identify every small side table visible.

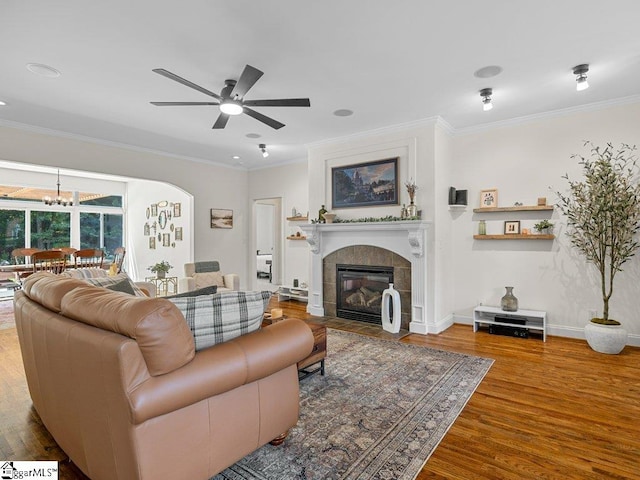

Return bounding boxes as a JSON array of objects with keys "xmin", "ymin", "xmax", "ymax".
[
  {"xmin": 145, "ymin": 276, "xmax": 178, "ymax": 297},
  {"xmin": 262, "ymin": 315, "xmax": 326, "ymax": 379}
]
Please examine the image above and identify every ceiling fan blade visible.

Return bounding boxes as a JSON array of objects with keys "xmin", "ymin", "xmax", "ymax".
[
  {"xmin": 243, "ymin": 98, "xmax": 311, "ymax": 107},
  {"xmin": 150, "ymin": 101, "xmax": 220, "ymax": 106},
  {"xmin": 243, "ymin": 107, "xmax": 285, "ymax": 130},
  {"xmin": 212, "ymin": 112, "xmax": 230, "ymax": 129},
  {"xmin": 152, "ymin": 69, "xmax": 221, "ymax": 100},
  {"xmin": 231, "ymin": 65, "xmax": 263, "ymax": 99}
]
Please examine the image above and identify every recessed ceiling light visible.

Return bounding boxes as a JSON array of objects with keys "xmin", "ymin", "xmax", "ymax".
[
  {"xmin": 333, "ymin": 109, "xmax": 354, "ymax": 117},
  {"xmin": 246, "ymin": 133, "xmax": 261, "ymax": 139},
  {"xmin": 26, "ymin": 63, "xmax": 61, "ymax": 78},
  {"xmin": 232, "ymin": 155, "xmax": 240, "ymax": 160},
  {"xmin": 0, "ymin": 100, "xmax": 7, "ymax": 106},
  {"xmin": 474, "ymin": 65, "xmax": 503, "ymax": 79}
]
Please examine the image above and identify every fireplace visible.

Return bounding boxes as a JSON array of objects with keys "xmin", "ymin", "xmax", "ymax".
[{"xmin": 336, "ymin": 264, "xmax": 393, "ymax": 324}]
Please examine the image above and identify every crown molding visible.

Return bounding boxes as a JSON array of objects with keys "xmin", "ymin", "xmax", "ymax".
[
  {"xmin": 0, "ymin": 119, "xmax": 247, "ymax": 172},
  {"xmin": 453, "ymin": 94, "xmax": 640, "ymax": 137}
]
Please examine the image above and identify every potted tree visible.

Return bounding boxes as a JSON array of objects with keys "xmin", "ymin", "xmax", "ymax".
[
  {"xmin": 148, "ymin": 260, "xmax": 173, "ymax": 279},
  {"xmin": 556, "ymin": 142, "xmax": 640, "ymax": 354}
]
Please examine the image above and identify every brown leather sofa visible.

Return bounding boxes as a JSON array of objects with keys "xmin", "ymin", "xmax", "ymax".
[{"xmin": 14, "ymin": 272, "xmax": 313, "ymax": 480}]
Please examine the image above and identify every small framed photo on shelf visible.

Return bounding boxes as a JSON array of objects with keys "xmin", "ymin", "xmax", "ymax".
[
  {"xmin": 479, "ymin": 189, "xmax": 498, "ymax": 208},
  {"xmin": 504, "ymin": 220, "xmax": 521, "ymax": 235}
]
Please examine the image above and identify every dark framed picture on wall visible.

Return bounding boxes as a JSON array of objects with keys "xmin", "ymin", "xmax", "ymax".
[
  {"xmin": 211, "ymin": 208, "xmax": 233, "ymax": 229},
  {"xmin": 331, "ymin": 157, "xmax": 399, "ymax": 209},
  {"xmin": 504, "ymin": 220, "xmax": 520, "ymax": 235}
]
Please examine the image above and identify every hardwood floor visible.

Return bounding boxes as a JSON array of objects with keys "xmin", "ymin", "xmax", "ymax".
[{"xmin": 1, "ymin": 297, "xmax": 639, "ymax": 479}]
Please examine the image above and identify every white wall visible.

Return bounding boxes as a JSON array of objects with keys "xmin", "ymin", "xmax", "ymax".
[
  {"xmin": 451, "ymin": 101, "xmax": 640, "ymax": 342},
  {"xmin": 0, "ymin": 125, "xmax": 250, "ymax": 288},
  {"xmin": 127, "ymin": 180, "xmax": 192, "ymax": 281},
  {"xmin": 248, "ymin": 161, "xmax": 309, "ymax": 287}
]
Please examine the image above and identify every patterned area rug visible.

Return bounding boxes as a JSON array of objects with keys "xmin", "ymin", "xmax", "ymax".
[{"xmin": 214, "ymin": 329, "xmax": 493, "ymax": 480}]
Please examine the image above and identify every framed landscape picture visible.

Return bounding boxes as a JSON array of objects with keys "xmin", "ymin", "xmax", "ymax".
[
  {"xmin": 332, "ymin": 157, "xmax": 398, "ymax": 209},
  {"xmin": 211, "ymin": 208, "xmax": 233, "ymax": 229}
]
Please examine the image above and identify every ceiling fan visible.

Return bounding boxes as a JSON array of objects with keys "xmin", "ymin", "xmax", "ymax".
[{"xmin": 150, "ymin": 64, "xmax": 310, "ymax": 130}]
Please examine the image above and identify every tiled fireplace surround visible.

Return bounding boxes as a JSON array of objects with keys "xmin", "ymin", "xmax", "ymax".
[
  {"xmin": 324, "ymin": 246, "xmax": 412, "ymax": 330},
  {"xmin": 299, "ymin": 221, "xmax": 432, "ymax": 334}
]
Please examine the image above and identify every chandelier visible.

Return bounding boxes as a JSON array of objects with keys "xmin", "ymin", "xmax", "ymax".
[{"xmin": 43, "ymin": 170, "xmax": 74, "ymax": 206}]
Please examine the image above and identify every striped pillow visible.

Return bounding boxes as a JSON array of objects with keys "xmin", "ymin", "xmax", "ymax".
[{"xmin": 168, "ymin": 291, "xmax": 271, "ymax": 351}]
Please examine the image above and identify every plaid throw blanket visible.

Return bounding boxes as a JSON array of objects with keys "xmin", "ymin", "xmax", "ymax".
[{"xmin": 168, "ymin": 291, "xmax": 271, "ymax": 351}]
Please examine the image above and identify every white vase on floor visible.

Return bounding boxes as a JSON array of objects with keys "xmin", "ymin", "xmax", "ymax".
[{"xmin": 381, "ymin": 283, "xmax": 401, "ymax": 333}]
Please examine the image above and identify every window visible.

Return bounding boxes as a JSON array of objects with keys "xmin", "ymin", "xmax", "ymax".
[
  {"xmin": 80, "ymin": 212, "xmax": 123, "ymax": 258},
  {"xmin": 30, "ymin": 211, "xmax": 71, "ymax": 250},
  {"xmin": 0, "ymin": 210, "xmax": 26, "ymax": 264}
]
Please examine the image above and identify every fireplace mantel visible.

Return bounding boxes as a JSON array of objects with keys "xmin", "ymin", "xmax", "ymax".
[{"xmin": 299, "ymin": 221, "xmax": 434, "ymax": 334}]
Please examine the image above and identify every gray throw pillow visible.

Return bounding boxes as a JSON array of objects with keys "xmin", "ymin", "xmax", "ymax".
[
  {"xmin": 165, "ymin": 285, "xmax": 217, "ymax": 299},
  {"xmin": 103, "ymin": 277, "xmax": 138, "ymax": 296}
]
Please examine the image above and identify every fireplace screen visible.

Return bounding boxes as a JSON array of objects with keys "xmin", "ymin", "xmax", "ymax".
[{"xmin": 336, "ymin": 264, "xmax": 393, "ymax": 324}]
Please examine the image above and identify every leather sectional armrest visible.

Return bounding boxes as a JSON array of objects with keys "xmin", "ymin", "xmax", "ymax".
[{"xmin": 128, "ymin": 318, "xmax": 313, "ymax": 424}]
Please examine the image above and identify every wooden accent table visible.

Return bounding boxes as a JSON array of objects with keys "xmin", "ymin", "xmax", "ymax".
[{"xmin": 263, "ymin": 315, "xmax": 326, "ymax": 379}]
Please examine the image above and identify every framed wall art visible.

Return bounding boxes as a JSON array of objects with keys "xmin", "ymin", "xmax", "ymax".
[
  {"xmin": 504, "ymin": 220, "xmax": 521, "ymax": 235},
  {"xmin": 175, "ymin": 226, "xmax": 183, "ymax": 241},
  {"xmin": 149, "ymin": 237, "xmax": 156, "ymax": 249},
  {"xmin": 479, "ymin": 189, "xmax": 498, "ymax": 208},
  {"xmin": 162, "ymin": 233, "xmax": 171, "ymax": 247},
  {"xmin": 173, "ymin": 202, "xmax": 181, "ymax": 218},
  {"xmin": 211, "ymin": 208, "xmax": 233, "ymax": 229},
  {"xmin": 331, "ymin": 157, "xmax": 398, "ymax": 209}
]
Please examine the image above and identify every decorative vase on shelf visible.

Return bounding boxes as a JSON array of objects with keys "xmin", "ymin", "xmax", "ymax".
[
  {"xmin": 318, "ymin": 204, "xmax": 327, "ymax": 223},
  {"xmin": 501, "ymin": 286, "xmax": 518, "ymax": 311},
  {"xmin": 478, "ymin": 220, "xmax": 487, "ymax": 235},
  {"xmin": 157, "ymin": 270, "xmax": 166, "ymax": 279},
  {"xmin": 406, "ymin": 201, "xmax": 418, "ymax": 218}
]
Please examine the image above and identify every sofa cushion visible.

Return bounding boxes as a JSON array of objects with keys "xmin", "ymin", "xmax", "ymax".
[
  {"xmin": 61, "ymin": 268, "xmax": 109, "ymax": 280},
  {"xmin": 168, "ymin": 291, "xmax": 271, "ymax": 351},
  {"xmin": 165, "ymin": 285, "xmax": 217, "ymax": 299},
  {"xmin": 193, "ymin": 271, "xmax": 225, "ymax": 289},
  {"xmin": 83, "ymin": 272, "xmax": 146, "ymax": 297},
  {"xmin": 61, "ymin": 286, "xmax": 195, "ymax": 376},
  {"xmin": 22, "ymin": 272, "xmax": 88, "ymax": 312}
]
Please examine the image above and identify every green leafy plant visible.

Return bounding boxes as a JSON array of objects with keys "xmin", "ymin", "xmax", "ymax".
[
  {"xmin": 148, "ymin": 260, "xmax": 173, "ymax": 274},
  {"xmin": 533, "ymin": 219, "xmax": 554, "ymax": 232},
  {"xmin": 556, "ymin": 142, "xmax": 640, "ymax": 324}
]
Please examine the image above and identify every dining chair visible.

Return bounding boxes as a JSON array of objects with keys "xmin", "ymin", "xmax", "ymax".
[
  {"xmin": 112, "ymin": 247, "xmax": 126, "ymax": 273},
  {"xmin": 55, "ymin": 247, "xmax": 78, "ymax": 263},
  {"xmin": 73, "ymin": 248, "xmax": 105, "ymax": 268},
  {"xmin": 11, "ymin": 248, "xmax": 42, "ymax": 264},
  {"xmin": 31, "ymin": 250, "xmax": 67, "ymax": 274},
  {"xmin": 10, "ymin": 248, "xmax": 43, "ymax": 282}
]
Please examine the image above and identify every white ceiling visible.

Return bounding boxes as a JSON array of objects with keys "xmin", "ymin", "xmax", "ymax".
[{"xmin": 2, "ymin": 0, "xmax": 640, "ymax": 170}]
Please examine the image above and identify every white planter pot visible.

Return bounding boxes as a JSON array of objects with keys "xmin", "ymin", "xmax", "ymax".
[{"xmin": 584, "ymin": 321, "xmax": 628, "ymax": 354}]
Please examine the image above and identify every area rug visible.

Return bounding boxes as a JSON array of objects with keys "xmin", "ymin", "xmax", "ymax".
[
  {"xmin": 0, "ymin": 298, "xmax": 15, "ymax": 330},
  {"xmin": 213, "ymin": 329, "xmax": 493, "ymax": 480}
]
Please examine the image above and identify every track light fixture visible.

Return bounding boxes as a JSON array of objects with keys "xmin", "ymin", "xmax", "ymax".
[
  {"xmin": 573, "ymin": 64, "xmax": 589, "ymax": 91},
  {"xmin": 479, "ymin": 88, "xmax": 493, "ymax": 111},
  {"xmin": 259, "ymin": 143, "xmax": 269, "ymax": 158},
  {"xmin": 43, "ymin": 170, "xmax": 73, "ymax": 207}
]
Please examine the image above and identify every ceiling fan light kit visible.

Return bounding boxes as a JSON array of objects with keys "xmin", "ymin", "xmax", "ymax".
[
  {"xmin": 151, "ymin": 64, "xmax": 310, "ymax": 130},
  {"xmin": 573, "ymin": 64, "xmax": 589, "ymax": 91},
  {"xmin": 479, "ymin": 88, "xmax": 493, "ymax": 111}
]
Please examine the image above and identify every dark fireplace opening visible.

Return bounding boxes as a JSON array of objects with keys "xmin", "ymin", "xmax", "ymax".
[{"xmin": 336, "ymin": 264, "xmax": 393, "ymax": 324}]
